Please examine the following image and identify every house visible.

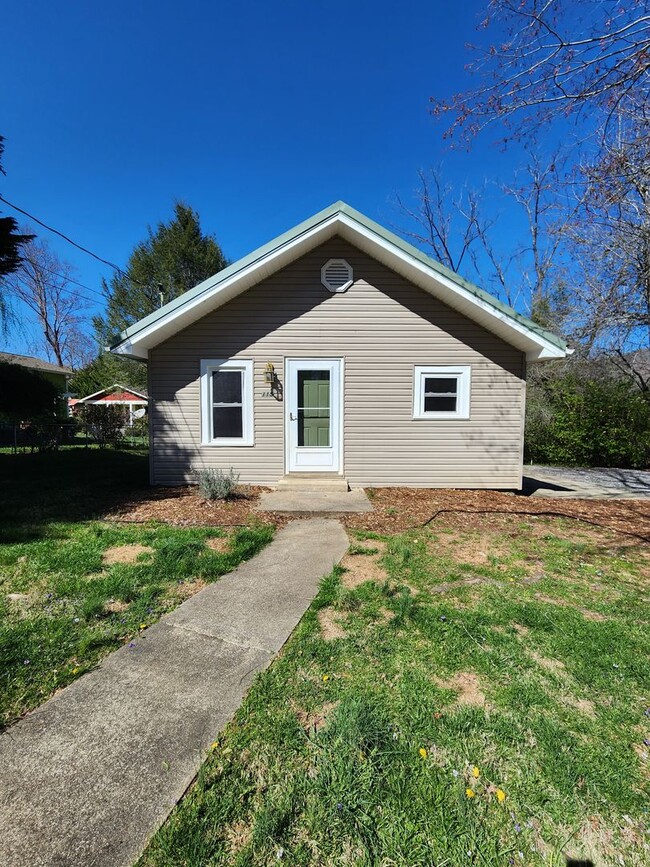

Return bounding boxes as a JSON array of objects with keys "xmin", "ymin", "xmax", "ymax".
[
  {"xmin": 0, "ymin": 352, "xmax": 72, "ymax": 395},
  {"xmin": 111, "ymin": 202, "xmax": 569, "ymax": 489},
  {"xmin": 72, "ymin": 384, "xmax": 148, "ymax": 427},
  {"xmin": 0, "ymin": 352, "xmax": 72, "ymax": 419}
]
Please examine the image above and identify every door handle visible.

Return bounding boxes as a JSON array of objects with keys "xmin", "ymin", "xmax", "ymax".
[{"xmin": 289, "ymin": 412, "xmax": 297, "ymax": 421}]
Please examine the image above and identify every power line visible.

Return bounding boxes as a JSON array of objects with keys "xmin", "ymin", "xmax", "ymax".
[
  {"xmin": 32, "ymin": 262, "xmax": 106, "ymax": 299},
  {"xmin": 0, "ymin": 194, "xmax": 141, "ymax": 284}
]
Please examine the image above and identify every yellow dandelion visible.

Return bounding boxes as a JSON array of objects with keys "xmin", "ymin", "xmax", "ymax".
[
  {"xmin": 71, "ymin": 667, "xmax": 79, "ymax": 674},
  {"xmin": 210, "ymin": 741, "xmax": 219, "ymax": 750},
  {"xmin": 322, "ymin": 674, "xmax": 329, "ymax": 682},
  {"xmin": 472, "ymin": 766, "xmax": 480, "ymax": 778},
  {"xmin": 496, "ymin": 788, "xmax": 506, "ymax": 803},
  {"xmin": 465, "ymin": 788, "xmax": 476, "ymax": 799},
  {"xmin": 139, "ymin": 623, "xmax": 147, "ymax": 630},
  {"xmin": 419, "ymin": 748, "xmax": 427, "ymax": 759}
]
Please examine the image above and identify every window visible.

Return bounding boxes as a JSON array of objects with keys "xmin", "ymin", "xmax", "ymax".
[
  {"xmin": 200, "ymin": 359, "xmax": 254, "ymax": 445},
  {"xmin": 413, "ymin": 365, "xmax": 471, "ymax": 420}
]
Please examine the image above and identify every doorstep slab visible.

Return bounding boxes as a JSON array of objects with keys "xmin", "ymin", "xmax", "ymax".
[
  {"xmin": 257, "ymin": 489, "xmax": 374, "ymax": 514},
  {"xmin": 0, "ymin": 518, "xmax": 349, "ymax": 867}
]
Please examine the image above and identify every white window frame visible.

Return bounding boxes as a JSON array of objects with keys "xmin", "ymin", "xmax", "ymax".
[
  {"xmin": 200, "ymin": 359, "xmax": 254, "ymax": 446},
  {"xmin": 413, "ymin": 365, "xmax": 471, "ymax": 420}
]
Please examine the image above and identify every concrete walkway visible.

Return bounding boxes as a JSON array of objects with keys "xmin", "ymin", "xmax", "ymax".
[
  {"xmin": 258, "ymin": 488, "xmax": 373, "ymax": 513},
  {"xmin": 0, "ymin": 519, "xmax": 349, "ymax": 867}
]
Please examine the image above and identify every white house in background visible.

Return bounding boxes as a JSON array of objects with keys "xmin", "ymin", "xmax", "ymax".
[{"xmin": 71, "ymin": 384, "xmax": 148, "ymax": 426}]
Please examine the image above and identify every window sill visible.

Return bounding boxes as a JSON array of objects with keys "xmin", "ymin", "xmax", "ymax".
[
  {"xmin": 412, "ymin": 413, "xmax": 470, "ymax": 421},
  {"xmin": 201, "ymin": 439, "xmax": 255, "ymax": 447}
]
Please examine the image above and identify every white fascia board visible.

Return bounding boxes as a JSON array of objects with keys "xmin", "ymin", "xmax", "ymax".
[
  {"xmin": 113, "ymin": 217, "xmax": 341, "ymax": 358},
  {"xmin": 114, "ymin": 210, "xmax": 567, "ymax": 362},
  {"xmin": 335, "ymin": 215, "xmax": 567, "ymax": 361}
]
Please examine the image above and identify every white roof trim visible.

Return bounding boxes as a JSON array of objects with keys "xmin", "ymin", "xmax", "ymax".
[
  {"xmin": 112, "ymin": 208, "xmax": 568, "ymax": 362},
  {"xmin": 76, "ymin": 383, "xmax": 149, "ymax": 403}
]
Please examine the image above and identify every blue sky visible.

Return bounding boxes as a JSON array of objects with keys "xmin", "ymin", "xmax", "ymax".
[{"xmin": 1, "ymin": 0, "xmax": 535, "ymax": 358}]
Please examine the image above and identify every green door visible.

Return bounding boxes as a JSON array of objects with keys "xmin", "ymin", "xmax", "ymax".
[{"xmin": 297, "ymin": 370, "xmax": 330, "ymax": 447}]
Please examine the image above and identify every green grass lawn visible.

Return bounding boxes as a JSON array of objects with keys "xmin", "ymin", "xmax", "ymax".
[
  {"xmin": 0, "ymin": 449, "xmax": 274, "ymax": 730},
  {"xmin": 140, "ymin": 520, "xmax": 650, "ymax": 867}
]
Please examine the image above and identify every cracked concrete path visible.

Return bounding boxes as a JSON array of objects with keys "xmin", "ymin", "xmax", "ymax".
[{"xmin": 0, "ymin": 518, "xmax": 349, "ymax": 867}]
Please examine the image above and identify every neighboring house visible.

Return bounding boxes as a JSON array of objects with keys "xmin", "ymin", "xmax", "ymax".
[
  {"xmin": 0, "ymin": 352, "xmax": 72, "ymax": 418},
  {"xmin": 111, "ymin": 202, "xmax": 569, "ymax": 489},
  {"xmin": 72, "ymin": 384, "xmax": 148, "ymax": 427}
]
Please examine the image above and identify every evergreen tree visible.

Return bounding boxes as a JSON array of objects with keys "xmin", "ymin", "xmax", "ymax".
[
  {"xmin": 95, "ymin": 202, "xmax": 227, "ymax": 346},
  {"xmin": 0, "ymin": 136, "xmax": 34, "ymax": 327}
]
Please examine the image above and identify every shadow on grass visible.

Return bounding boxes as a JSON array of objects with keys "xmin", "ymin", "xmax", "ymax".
[{"xmin": 0, "ymin": 448, "xmax": 151, "ymax": 542}]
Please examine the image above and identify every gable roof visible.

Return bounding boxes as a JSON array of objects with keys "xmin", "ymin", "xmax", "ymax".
[
  {"xmin": 0, "ymin": 351, "xmax": 73, "ymax": 375},
  {"xmin": 75, "ymin": 384, "xmax": 148, "ymax": 404},
  {"xmin": 110, "ymin": 201, "xmax": 569, "ymax": 362}
]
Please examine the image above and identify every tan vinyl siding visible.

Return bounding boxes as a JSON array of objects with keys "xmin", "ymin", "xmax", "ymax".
[{"xmin": 149, "ymin": 237, "xmax": 526, "ymax": 488}]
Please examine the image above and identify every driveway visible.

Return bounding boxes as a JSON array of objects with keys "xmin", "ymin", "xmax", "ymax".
[{"xmin": 523, "ymin": 465, "xmax": 650, "ymax": 499}]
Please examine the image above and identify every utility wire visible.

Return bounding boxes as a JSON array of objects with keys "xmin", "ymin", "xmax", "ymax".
[{"xmin": 0, "ymin": 193, "xmax": 142, "ymax": 285}]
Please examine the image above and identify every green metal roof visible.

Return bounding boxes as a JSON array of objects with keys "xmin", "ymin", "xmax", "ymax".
[{"xmin": 112, "ymin": 200, "xmax": 567, "ymax": 354}]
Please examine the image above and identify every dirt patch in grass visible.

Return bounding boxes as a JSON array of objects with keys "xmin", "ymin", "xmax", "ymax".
[
  {"xmin": 295, "ymin": 701, "xmax": 339, "ymax": 735},
  {"xmin": 531, "ymin": 651, "xmax": 566, "ymax": 675},
  {"xmin": 318, "ymin": 607, "xmax": 347, "ymax": 640},
  {"xmin": 434, "ymin": 671, "xmax": 488, "ymax": 707},
  {"xmin": 565, "ymin": 696, "xmax": 597, "ymax": 717},
  {"xmin": 102, "ymin": 543, "xmax": 153, "ymax": 565},
  {"xmin": 169, "ymin": 579, "xmax": 207, "ymax": 601},
  {"xmin": 104, "ymin": 599, "xmax": 128, "ymax": 614},
  {"xmin": 205, "ymin": 536, "xmax": 230, "ymax": 553},
  {"xmin": 225, "ymin": 819, "xmax": 252, "ymax": 855},
  {"xmin": 340, "ymin": 552, "xmax": 386, "ymax": 589},
  {"xmin": 513, "ymin": 623, "xmax": 530, "ymax": 636}
]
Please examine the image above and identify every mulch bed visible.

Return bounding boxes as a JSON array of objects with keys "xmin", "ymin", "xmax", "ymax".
[{"xmin": 104, "ymin": 485, "xmax": 650, "ymax": 542}]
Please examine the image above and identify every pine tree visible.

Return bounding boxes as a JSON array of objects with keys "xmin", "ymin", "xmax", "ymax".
[{"xmin": 94, "ymin": 202, "xmax": 227, "ymax": 346}]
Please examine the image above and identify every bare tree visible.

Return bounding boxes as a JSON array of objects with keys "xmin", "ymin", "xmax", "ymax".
[
  {"xmin": 395, "ymin": 155, "xmax": 572, "ymax": 318},
  {"xmin": 432, "ymin": 0, "xmax": 650, "ymax": 144},
  {"xmin": 6, "ymin": 235, "xmax": 94, "ymax": 369},
  {"xmin": 565, "ymin": 113, "xmax": 650, "ymax": 389}
]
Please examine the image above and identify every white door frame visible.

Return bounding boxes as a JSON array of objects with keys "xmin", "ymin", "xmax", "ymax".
[{"xmin": 285, "ymin": 358, "xmax": 343, "ymax": 473}]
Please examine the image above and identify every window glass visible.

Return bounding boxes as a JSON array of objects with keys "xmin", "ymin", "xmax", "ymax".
[
  {"xmin": 213, "ymin": 406, "xmax": 243, "ymax": 438},
  {"xmin": 423, "ymin": 376, "xmax": 458, "ymax": 413},
  {"xmin": 297, "ymin": 370, "xmax": 330, "ymax": 447},
  {"xmin": 213, "ymin": 370, "xmax": 242, "ymax": 404}
]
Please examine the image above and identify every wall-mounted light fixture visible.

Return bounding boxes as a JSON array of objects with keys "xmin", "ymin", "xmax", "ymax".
[{"xmin": 264, "ymin": 361, "xmax": 283, "ymax": 400}]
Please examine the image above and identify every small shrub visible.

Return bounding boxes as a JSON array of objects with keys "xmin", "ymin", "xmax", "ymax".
[{"xmin": 194, "ymin": 467, "xmax": 240, "ymax": 500}]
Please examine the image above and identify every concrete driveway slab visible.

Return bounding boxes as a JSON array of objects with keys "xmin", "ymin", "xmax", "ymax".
[{"xmin": 0, "ymin": 518, "xmax": 349, "ymax": 867}]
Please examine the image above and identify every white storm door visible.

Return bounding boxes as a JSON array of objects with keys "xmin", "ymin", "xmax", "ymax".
[{"xmin": 286, "ymin": 358, "xmax": 342, "ymax": 473}]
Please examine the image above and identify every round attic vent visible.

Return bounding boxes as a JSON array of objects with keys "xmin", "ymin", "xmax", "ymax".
[{"xmin": 321, "ymin": 258, "xmax": 353, "ymax": 293}]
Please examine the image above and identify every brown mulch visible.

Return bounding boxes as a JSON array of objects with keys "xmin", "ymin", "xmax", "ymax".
[
  {"xmin": 103, "ymin": 485, "xmax": 650, "ymax": 542},
  {"xmin": 343, "ymin": 488, "xmax": 650, "ymax": 542}
]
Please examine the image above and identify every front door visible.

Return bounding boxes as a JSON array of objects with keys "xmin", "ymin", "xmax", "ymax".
[{"xmin": 286, "ymin": 358, "xmax": 342, "ymax": 473}]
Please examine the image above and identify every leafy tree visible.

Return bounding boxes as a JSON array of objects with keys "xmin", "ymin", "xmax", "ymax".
[
  {"xmin": 77, "ymin": 404, "xmax": 126, "ymax": 449},
  {"xmin": 95, "ymin": 202, "xmax": 227, "ymax": 346},
  {"xmin": 0, "ymin": 362, "xmax": 59, "ymax": 422},
  {"xmin": 525, "ymin": 365, "xmax": 650, "ymax": 468},
  {"xmin": 0, "ymin": 136, "xmax": 34, "ymax": 327},
  {"xmin": 69, "ymin": 352, "xmax": 147, "ymax": 398}
]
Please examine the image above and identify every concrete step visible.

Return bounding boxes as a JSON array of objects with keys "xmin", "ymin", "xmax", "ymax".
[{"xmin": 276, "ymin": 474, "xmax": 350, "ymax": 492}]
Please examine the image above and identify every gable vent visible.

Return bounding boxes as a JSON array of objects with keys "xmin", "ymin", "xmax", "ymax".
[{"xmin": 321, "ymin": 258, "xmax": 353, "ymax": 293}]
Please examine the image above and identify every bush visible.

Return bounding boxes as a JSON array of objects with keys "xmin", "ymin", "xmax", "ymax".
[
  {"xmin": 525, "ymin": 373, "xmax": 650, "ymax": 468},
  {"xmin": 194, "ymin": 467, "xmax": 240, "ymax": 500},
  {"xmin": 78, "ymin": 404, "xmax": 127, "ymax": 449}
]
